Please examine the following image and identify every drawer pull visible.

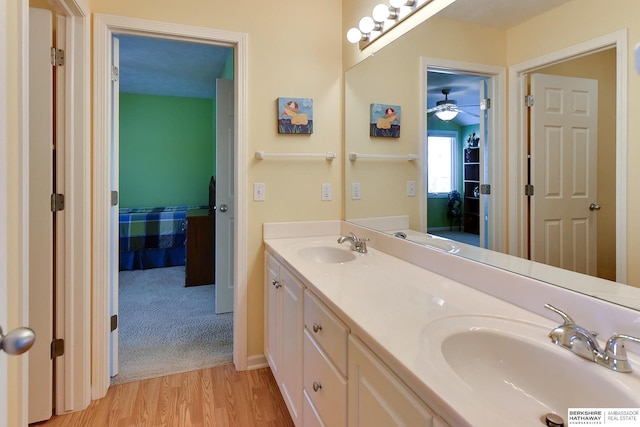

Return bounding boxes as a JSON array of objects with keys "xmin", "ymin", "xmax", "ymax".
[
  {"xmin": 312, "ymin": 323, "xmax": 322, "ymax": 333},
  {"xmin": 272, "ymin": 279, "xmax": 281, "ymax": 289},
  {"xmin": 312, "ymin": 381, "xmax": 322, "ymax": 392}
]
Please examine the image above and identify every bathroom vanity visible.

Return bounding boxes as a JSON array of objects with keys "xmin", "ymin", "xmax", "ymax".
[{"xmin": 263, "ymin": 220, "xmax": 640, "ymax": 427}]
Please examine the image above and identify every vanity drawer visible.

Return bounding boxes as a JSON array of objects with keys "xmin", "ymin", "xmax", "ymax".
[
  {"xmin": 303, "ymin": 389, "xmax": 325, "ymax": 427},
  {"xmin": 304, "ymin": 289, "xmax": 349, "ymax": 376},
  {"xmin": 304, "ymin": 329, "xmax": 347, "ymax": 427}
]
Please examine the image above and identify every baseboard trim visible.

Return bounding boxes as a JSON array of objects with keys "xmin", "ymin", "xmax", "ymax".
[{"xmin": 245, "ymin": 354, "xmax": 268, "ymax": 370}]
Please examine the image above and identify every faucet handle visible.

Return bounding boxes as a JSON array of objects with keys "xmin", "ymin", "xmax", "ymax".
[
  {"xmin": 357, "ymin": 238, "xmax": 369, "ymax": 253},
  {"xmin": 604, "ymin": 334, "xmax": 640, "ymax": 372},
  {"xmin": 544, "ymin": 303, "xmax": 576, "ymax": 325}
]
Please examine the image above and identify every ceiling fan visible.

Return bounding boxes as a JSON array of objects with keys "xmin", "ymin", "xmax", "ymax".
[{"xmin": 427, "ymin": 88, "xmax": 479, "ymax": 121}]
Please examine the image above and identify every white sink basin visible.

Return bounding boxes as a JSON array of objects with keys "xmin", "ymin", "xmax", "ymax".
[
  {"xmin": 423, "ymin": 315, "xmax": 640, "ymax": 425},
  {"xmin": 297, "ymin": 246, "xmax": 356, "ymax": 264}
]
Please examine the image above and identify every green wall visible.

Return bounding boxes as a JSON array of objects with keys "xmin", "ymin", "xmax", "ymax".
[{"xmin": 119, "ymin": 93, "xmax": 214, "ymax": 208}]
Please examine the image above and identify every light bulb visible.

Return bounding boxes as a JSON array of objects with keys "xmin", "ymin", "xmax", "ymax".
[
  {"xmin": 435, "ymin": 110, "xmax": 459, "ymax": 121},
  {"xmin": 389, "ymin": 0, "xmax": 406, "ymax": 8},
  {"xmin": 358, "ymin": 16, "xmax": 375, "ymax": 34},
  {"xmin": 347, "ymin": 27, "xmax": 364, "ymax": 44},
  {"xmin": 372, "ymin": 4, "xmax": 391, "ymax": 22}
]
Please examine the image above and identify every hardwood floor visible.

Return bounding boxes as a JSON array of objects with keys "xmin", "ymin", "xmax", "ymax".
[{"xmin": 32, "ymin": 364, "xmax": 294, "ymax": 427}]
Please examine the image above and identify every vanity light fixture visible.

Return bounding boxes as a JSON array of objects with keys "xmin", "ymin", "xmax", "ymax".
[
  {"xmin": 358, "ymin": 16, "xmax": 380, "ymax": 34},
  {"xmin": 372, "ymin": 3, "xmax": 398, "ymax": 22},
  {"xmin": 347, "ymin": 0, "xmax": 455, "ymax": 49},
  {"xmin": 389, "ymin": 0, "xmax": 415, "ymax": 7},
  {"xmin": 346, "ymin": 27, "xmax": 368, "ymax": 43}
]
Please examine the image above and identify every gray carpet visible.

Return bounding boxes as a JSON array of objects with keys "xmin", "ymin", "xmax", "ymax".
[{"xmin": 112, "ymin": 266, "xmax": 233, "ymax": 385}]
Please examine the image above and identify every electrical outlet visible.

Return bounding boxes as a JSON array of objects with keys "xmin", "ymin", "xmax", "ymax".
[
  {"xmin": 406, "ymin": 180, "xmax": 416, "ymax": 197},
  {"xmin": 253, "ymin": 182, "xmax": 265, "ymax": 201},
  {"xmin": 321, "ymin": 183, "xmax": 332, "ymax": 201},
  {"xmin": 352, "ymin": 183, "xmax": 361, "ymax": 200}
]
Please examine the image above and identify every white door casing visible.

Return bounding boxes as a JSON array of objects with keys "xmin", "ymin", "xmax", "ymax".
[
  {"xmin": 109, "ymin": 36, "xmax": 120, "ymax": 377},
  {"xmin": 215, "ymin": 78, "xmax": 234, "ymax": 314},
  {"xmin": 93, "ymin": 15, "xmax": 249, "ymax": 397},
  {"xmin": 529, "ymin": 73, "xmax": 598, "ymax": 275},
  {"xmin": 28, "ymin": 8, "xmax": 55, "ymax": 423}
]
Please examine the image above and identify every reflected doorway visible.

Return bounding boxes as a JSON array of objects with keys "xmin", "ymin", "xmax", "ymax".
[{"xmin": 426, "ymin": 70, "xmax": 488, "ymax": 249}]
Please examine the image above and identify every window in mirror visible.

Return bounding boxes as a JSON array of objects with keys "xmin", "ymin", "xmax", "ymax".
[{"xmin": 427, "ymin": 131, "xmax": 459, "ymax": 197}]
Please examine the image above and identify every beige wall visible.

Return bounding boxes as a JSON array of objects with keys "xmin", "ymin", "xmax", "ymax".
[{"xmin": 88, "ymin": 0, "xmax": 344, "ymax": 357}]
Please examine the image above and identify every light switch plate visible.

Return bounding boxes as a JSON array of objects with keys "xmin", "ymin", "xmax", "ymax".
[
  {"xmin": 407, "ymin": 180, "xmax": 416, "ymax": 197},
  {"xmin": 321, "ymin": 183, "xmax": 332, "ymax": 201},
  {"xmin": 254, "ymin": 182, "xmax": 265, "ymax": 201},
  {"xmin": 352, "ymin": 183, "xmax": 361, "ymax": 200}
]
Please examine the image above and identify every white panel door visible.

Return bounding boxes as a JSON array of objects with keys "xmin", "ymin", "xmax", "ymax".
[
  {"xmin": 215, "ymin": 78, "xmax": 234, "ymax": 314},
  {"xmin": 109, "ymin": 36, "xmax": 120, "ymax": 377},
  {"xmin": 29, "ymin": 7, "xmax": 54, "ymax": 423},
  {"xmin": 530, "ymin": 73, "xmax": 598, "ymax": 274}
]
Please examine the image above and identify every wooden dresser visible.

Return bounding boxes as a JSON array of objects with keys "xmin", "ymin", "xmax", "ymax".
[{"xmin": 185, "ymin": 210, "xmax": 215, "ymax": 286}]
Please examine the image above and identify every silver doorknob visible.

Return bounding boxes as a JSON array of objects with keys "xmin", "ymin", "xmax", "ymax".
[
  {"xmin": 0, "ymin": 325, "xmax": 35, "ymax": 355},
  {"xmin": 219, "ymin": 204, "xmax": 228, "ymax": 212},
  {"xmin": 589, "ymin": 203, "xmax": 601, "ymax": 211}
]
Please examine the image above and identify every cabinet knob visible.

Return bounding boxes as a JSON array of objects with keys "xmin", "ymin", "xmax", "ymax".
[
  {"xmin": 312, "ymin": 381, "xmax": 322, "ymax": 392},
  {"xmin": 272, "ymin": 279, "xmax": 281, "ymax": 289},
  {"xmin": 312, "ymin": 323, "xmax": 322, "ymax": 333}
]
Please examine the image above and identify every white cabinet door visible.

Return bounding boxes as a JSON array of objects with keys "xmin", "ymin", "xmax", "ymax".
[
  {"xmin": 264, "ymin": 252, "xmax": 282, "ymax": 381},
  {"xmin": 264, "ymin": 252, "xmax": 303, "ymax": 426},
  {"xmin": 348, "ymin": 336, "xmax": 434, "ymax": 427},
  {"xmin": 280, "ymin": 266, "xmax": 303, "ymax": 425}
]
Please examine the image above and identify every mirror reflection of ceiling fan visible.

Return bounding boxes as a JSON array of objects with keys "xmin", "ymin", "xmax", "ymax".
[{"xmin": 427, "ymin": 88, "xmax": 479, "ymax": 121}]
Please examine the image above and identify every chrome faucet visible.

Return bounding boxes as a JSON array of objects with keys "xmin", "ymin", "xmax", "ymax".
[
  {"xmin": 337, "ymin": 232, "xmax": 368, "ymax": 253},
  {"xmin": 545, "ymin": 304, "xmax": 640, "ymax": 373}
]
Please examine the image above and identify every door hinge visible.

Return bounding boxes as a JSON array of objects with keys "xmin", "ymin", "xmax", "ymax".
[
  {"xmin": 111, "ymin": 191, "xmax": 119, "ymax": 206},
  {"xmin": 111, "ymin": 65, "xmax": 119, "ymax": 82},
  {"xmin": 480, "ymin": 98, "xmax": 491, "ymax": 111},
  {"xmin": 51, "ymin": 193, "xmax": 65, "ymax": 212},
  {"xmin": 525, "ymin": 184, "xmax": 535, "ymax": 196},
  {"xmin": 51, "ymin": 338, "xmax": 64, "ymax": 359},
  {"xmin": 480, "ymin": 184, "xmax": 491, "ymax": 195},
  {"xmin": 525, "ymin": 95, "xmax": 534, "ymax": 107},
  {"xmin": 50, "ymin": 47, "xmax": 64, "ymax": 66},
  {"xmin": 110, "ymin": 314, "xmax": 118, "ymax": 332}
]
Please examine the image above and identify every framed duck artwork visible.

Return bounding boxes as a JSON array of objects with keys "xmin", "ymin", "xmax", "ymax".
[
  {"xmin": 278, "ymin": 97, "xmax": 313, "ymax": 134},
  {"xmin": 370, "ymin": 103, "xmax": 401, "ymax": 138}
]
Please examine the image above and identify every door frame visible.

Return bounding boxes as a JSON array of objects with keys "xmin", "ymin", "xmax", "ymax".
[
  {"xmin": 420, "ymin": 57, "xmax": 507, "ymax": 253},
  {"xmin": 92, "ymin": 14, "xmax": 248, "ymax": 398},
  {"xmin": 508, "ymin": 29, "xmax": 628, "ymax": 283}
]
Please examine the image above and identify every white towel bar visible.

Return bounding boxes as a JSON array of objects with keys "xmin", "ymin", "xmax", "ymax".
[
  {"xmin": 348, "ymin": 152, "xmax": 418, "ymax": 161},
  {"xmin": 255, "ymin": 151, "xmax": 336, "ymax": 160}
]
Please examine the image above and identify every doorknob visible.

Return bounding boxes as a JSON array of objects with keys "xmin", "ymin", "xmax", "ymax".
[
  {"xmin": 589, "ymin": 203, "xmax": 601, "ymax": 211},
  {"xmin": 0, "ymin": 325, "xmax": 35, "ymax": 355},
  {"xmin": 219, "ymin": 204, "xmax": 228, "ymax": 212}
]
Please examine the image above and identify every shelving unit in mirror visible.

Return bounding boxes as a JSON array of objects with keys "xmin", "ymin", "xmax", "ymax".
[{"xmin": 463, "ymin": 147, "xmax": 480, "ymax": 235}]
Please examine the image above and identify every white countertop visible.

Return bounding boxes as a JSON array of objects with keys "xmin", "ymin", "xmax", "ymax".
[{"xmin": 263, "ymin": 226, "xmax": 640, "ymax": 427}]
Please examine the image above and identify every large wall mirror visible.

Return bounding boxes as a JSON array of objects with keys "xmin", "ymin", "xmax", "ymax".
[{"xmin": 344, "ymin": 0, "xmax": 640, "ymax": 310}]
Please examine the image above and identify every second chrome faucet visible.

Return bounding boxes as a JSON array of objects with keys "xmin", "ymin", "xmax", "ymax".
[
  {"xmin": 337, "ymin": 232, "xmax": 368, "ymax": 254},
  {"xmin": 545, "ymin": 303, "xmax": 640, "ymax": 373}
]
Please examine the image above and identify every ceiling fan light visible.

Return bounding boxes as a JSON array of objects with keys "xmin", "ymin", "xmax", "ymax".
[{"xmin": 435, "ymin": 110, "xmax": 459, "ymax": 121}]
